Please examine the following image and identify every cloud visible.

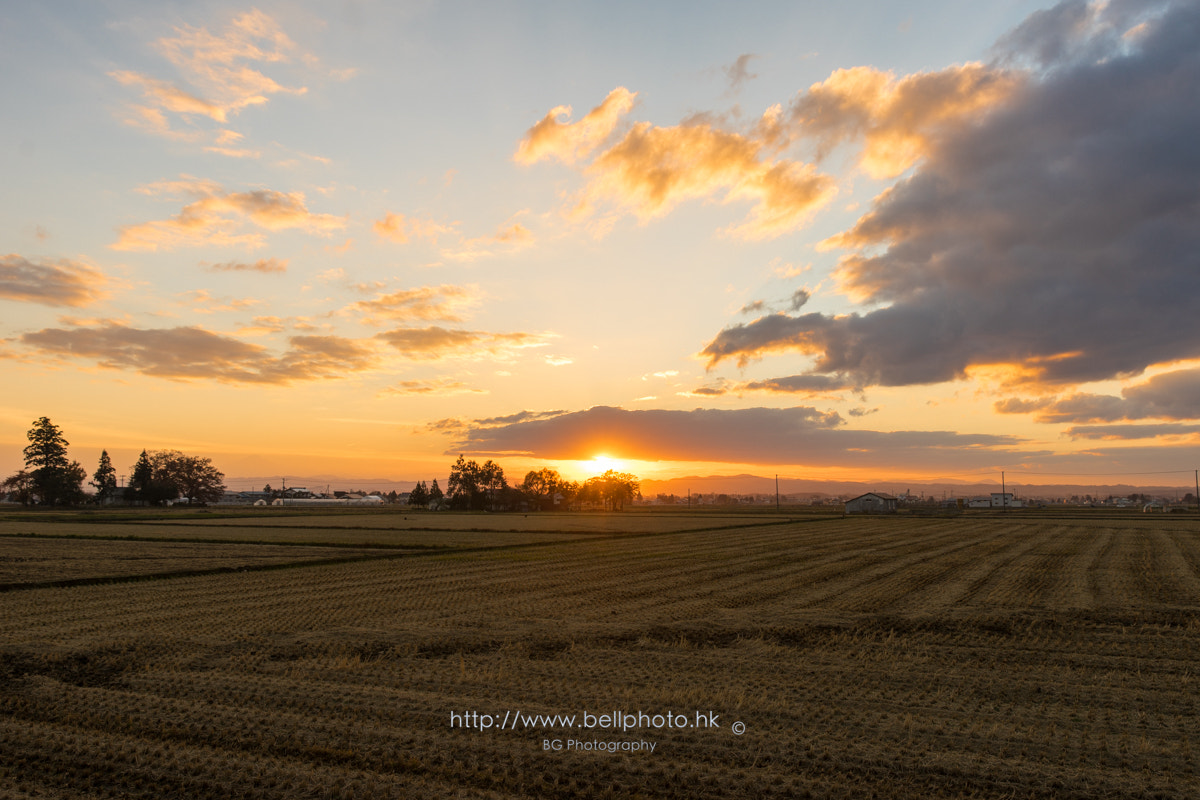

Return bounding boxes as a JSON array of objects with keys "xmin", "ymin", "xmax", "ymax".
[
  {"xmin": 702, "ymin": 1, "xmax": 1200, "ymax": 389},
  {"xmin": 380, "ymin": 379, "xmax": 486, "ymax": 397},
  {"xmin": 373, "ymin": 212, "xmax": 455, "ymax": 244},
  {"xmin": 180, "ymin": 289, "xmax": 260, "ymax": 314},
  {"xmin": 114, "ymin": 181, "xmax": 344, "ymax": 251},
  {"xmin": 1065, "ymin": 423, "xmax": 1200, "ymax": 440},
  {"xmin": 518, "ymin": 89, "xmax": 837, "ymax": 239},
  {"xmin": 347, "ymin": 285, "xmax": 478, "ymax": 325},
  {"xmin": 741, "ymin": 374, "xmax": 861, "ymax": 395},
  {"xmin": 585, "ymin": 118, "xmax": 837, "ymax": 239},
  {"xmin": 787, "ymin": 63, "xmax": 1021, "ymax": 178},
  {"xmin": 739, "ymin": 300, "xmax": 765, "ymax": 315},
  {"xmin": 0, "ymin": 254, "xmax": 111, "ymax": 307},
  {"xmin": 18, "ymin": 322, "xmax": 376, "ymax": 384},
  {"xmin": 440, "ymin": 217, "xmax": 536, "ymax": 262},
  {"xmin": 995, "ymin": 367, "xmax": 1200, "ymax": 423},
  {"xmin": 472, "ymin": 410, "xmax": 568, "ymax": 427},
  {"xmin": 206, "ymin": 257, "xmax": 287, "ymax": 273},
  {"xmin": 375, "ymin": 326, "xmax": 549, "ymax": 360},
  {"xmin": 449, "ymin": 405, "xmax": 1030, "ymax": 469},
  {"xmin": 111, "ymin": 9, "xmax": 310, "ymax": 145},
  {"xmin": 723, "ymin": 54, "xmax": 759, "ymax": 92},
  {"xmin": 514, "ymin": 87, "xmax": 637, "ymax": 165}
]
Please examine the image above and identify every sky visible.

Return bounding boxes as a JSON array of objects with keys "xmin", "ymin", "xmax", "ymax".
[{"xmin": 3, "ymin": 0, "xmax": 1200, "ymax": 491}]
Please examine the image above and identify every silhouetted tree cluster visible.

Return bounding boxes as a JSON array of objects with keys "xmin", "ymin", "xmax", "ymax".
[
  {"xmin": 521, "ymin": 468, "xmax": 577, "ymax": 511},
  {"xmin": 447, "ymin": 456, "xmax": 508, "ymax": 510},
  {"xmin": 128, "ymin": 449, "xmax": 226, "ymax": 506},
  {"xmin": 579, "ymin": 470, "xmax": 641, "ymax": 511}
]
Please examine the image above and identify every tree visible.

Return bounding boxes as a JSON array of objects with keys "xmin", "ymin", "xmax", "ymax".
[
  {"xmin": 23, "ymin": 417, "xmax": 85, "ymax": 506},
  {"xmin": 522, "ymin": 468, "xmax": 570, "ymax": 511},
  {"xmin": 128, "ymin": 450, "xmax": 169, "ymax": 505},
  {"xmin": 448, "ymin": 456, "xmax": 507, "ymax": 510},
  {"xmin": 91, "ymin": 450, "xmax": 118, "ymax": 504},
  {"xmin": 148, "ymin": 450, "xmax": 226, "ymax": 505},
  {"xmin": 429, "ymin": 478, "xmax": 444, "ymax": 507},
  {"xmin": 581, "ymin": 470, "xmax": 641, "ymax": 511},
  {"xmin": 2, "ymin": 471, "xmax": 36, "ymax": 506},
  {"xmin": 408, "ymin": 480, "xmax": 429, "ymax": 507}
]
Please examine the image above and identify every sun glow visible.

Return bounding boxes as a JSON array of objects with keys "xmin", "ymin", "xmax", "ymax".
[{"xmin": 580, "ymin": 454, "xmax": 627, "ymax": 476}]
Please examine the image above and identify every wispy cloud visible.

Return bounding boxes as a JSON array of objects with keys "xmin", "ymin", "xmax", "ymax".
[
  {"xmin": 375, "ymin": 326, "xmax": 550, "ymax": 361},
  {"xmin": 110, "ymin": 10, "xmax": 340, "ymax": 157},
  {"xmin": 723, "ymin": 54, "xmax": 759, "ymax": 92},
  {"xmin": 114, "ymin": 179, "xmax": 344, "ymax": 251},
  {"xmin": 372, "ymin": 212, "xmax": 456, "ymax": 244},
  {"xmin": 205, "ymin": 257, "xmax": 287, "ymax": 273},
  {"xmin": 346, "ymin": 285, "xmax": 479, "ymax": 325},
  {"xmin": 380, "ymin": 379, "xmax": 486, "ymax": 397},
  {"xmin": 0, "ymin": 254, "xmax": 111, "ymax": 307}
]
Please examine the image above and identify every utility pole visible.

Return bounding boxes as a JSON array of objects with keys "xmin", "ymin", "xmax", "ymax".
[
  {"xmin": 1195, "ymin": 469, "xmax": 1198, "ymax": 512},
  {"xmin": 1001, "ymin": 470, "xmax": 1006, "ymax": 513},
  {"xmin": 776, "ymin": 474, "xmax": 780, "ymax": 512}
]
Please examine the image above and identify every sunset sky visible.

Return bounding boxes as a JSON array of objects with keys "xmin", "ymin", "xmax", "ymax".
[{"xmin": 3, "ymin": 0, "xmax": 1199, "ymax": 490}]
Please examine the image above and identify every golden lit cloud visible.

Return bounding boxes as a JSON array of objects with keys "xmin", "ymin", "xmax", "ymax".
[
  {"xmin": 372, "ymin": 212, "xmax": 456, "ymax": 244},
  {"xmin": 441, "ymin": 217, "xmax": 536, "ymax": 262},
  {"xmin": 347, "ymin": 285, "xmax": 479, "ymax": 325},
  {"xmin": 514, "ymin": 87, "xmax": 636, "ymax": 165},
  {"xmin": 519, "ymin": 90, "xmax": 838, "ymax": 240},
  {"xmin": 114, "ymin": 181, "xmax": 345, "ymax": 251},
  {"xmin": 180, "ymin": 289, "xmax": 261, "ymax": 314},
  {"xmin": 788, "ymin": 64, "xmax": 1021, "ymax": 178},
  {"xmin": 0, "ymin": 254, "xmax": 112, "ymax": 307},
  {"xmin": 380, "ymin": 379, "xmax": 486, "ymax": 397},
  {"xmin": 206, "ymin": 257, "xmax": 287, "ymax": 273},
  {"xmin": 376, "ymin": 326, "xmax": 549, "ymax": 361},
  {"xmin": 591, "ymin": 120, "xmax": 836, "ymax": 238}
]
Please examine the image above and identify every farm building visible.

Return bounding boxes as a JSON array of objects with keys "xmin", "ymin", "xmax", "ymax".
[{"xmin": 845, "ymin": 492, "xmax": 898, "ymax": 514}]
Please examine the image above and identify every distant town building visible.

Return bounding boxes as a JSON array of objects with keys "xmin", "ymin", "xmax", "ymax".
[{"xmin": 845, "ymin": 492, "xmax": 898, "ymax": 514}]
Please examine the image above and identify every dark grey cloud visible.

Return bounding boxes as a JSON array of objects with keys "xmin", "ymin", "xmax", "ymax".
[
  {"xmin": 451, "ymin": 405, "xmax": 1030, "ymax": 469},
  {"xmin": 995, "ymin": 366, "xmax": 1200, "ymax": 424},
  {"xmin": 703, "ymin": 0, "xmax": 1200, "ymax": 389},
  {"xmin": 741, "ymin": 374, "xmax": 860, "ymax": 395},
  {"xmin": 473, "ymin": 410, "xmax": 568, "ymax": 427},
  {"xmin": 0, "ymin": 254, "xmax": 110, "ymax": 307},
  {"xmin": 723, "ymin": 54, "xmax": 758, "ymax": 91},
  {"xmin": 1065, "ymin": 423, "xmax": 1200, "ymax": 440},
  {"xmin": 20, "ymin": 323, "xmax": 375, "ymax": 384}
]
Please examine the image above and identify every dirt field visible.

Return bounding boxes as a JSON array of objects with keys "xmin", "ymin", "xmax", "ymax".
[{"xmin": 1, "ymin": 510, "xmax": 1197, "ymax": 798}]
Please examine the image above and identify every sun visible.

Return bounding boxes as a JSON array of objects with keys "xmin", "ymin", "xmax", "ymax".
[{"xmin": 580, "ymin": 454, "xmax": 627, "ymax": 476}]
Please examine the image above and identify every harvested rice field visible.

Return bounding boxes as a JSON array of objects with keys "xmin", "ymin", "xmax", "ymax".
[{"xmin": 1, "ymin": 510, "xmax": 1197, "ymax": 798}]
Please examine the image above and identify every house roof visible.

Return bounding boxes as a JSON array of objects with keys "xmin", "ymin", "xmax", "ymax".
[{"xmin": 847, "ymin": 492, "xmax": 898, "ymax": 502}]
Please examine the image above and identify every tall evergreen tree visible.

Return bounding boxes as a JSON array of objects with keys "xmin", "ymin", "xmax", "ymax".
[
  {"xmin": 23, "ymin": 417, "xmax": 85, "ymax": 506},
  {"xmin": 429, "ymin": 478, "xmax": 444, "ymax": 506},
  {"xmin": 128, "ymin": 450, "xmax": 155, "ymax": 505},
  {"xmin": 91, "ymin": 449, "xmax": 117, "ymax": 503},
  {"xmin": 408, "ymin": 480, "xmax": 429, "ymax": 507}
]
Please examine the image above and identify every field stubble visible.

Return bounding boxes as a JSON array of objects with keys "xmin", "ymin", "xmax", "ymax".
[{"xmin": 0, "ymin": 511, "xmax": 1197, "ymax": 798}]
